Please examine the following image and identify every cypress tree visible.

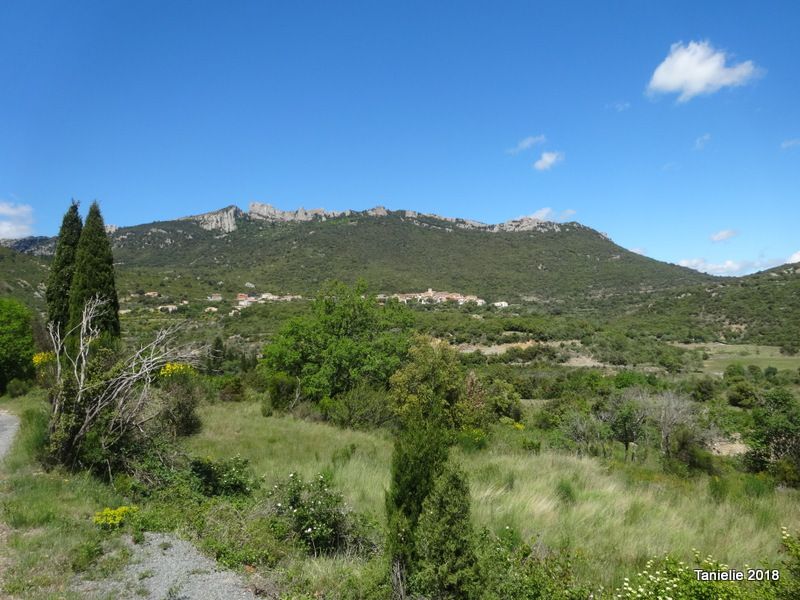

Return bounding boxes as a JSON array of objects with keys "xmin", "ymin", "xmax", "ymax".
[
  {"xmin": 412, "ymin": 462, "xmax": 478, "ymax": 599},
  {"xmin": 385, "ymin": 415, "xmax": 449, "ymax": 589},
  {"xmin": 68, "ymin": 201, "xmax": 120, "ymax": 337},
  {"xmin": 45, "ymin": 201, "xmax": 83, "ymax": 333}
]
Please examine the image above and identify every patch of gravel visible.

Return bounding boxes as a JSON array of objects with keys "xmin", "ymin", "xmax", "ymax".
[{"xmin": 77, "ymin": 532, "xmax": 270, "ymax": 600}]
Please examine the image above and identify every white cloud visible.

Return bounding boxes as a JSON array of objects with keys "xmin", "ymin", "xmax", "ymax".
[
  {"xmin": 781, "ymin": 139, "xmax": 800, "ymax": 150},
  {"xmin": 559, "ymin": 208, "xmax": 577, "ymax": 220},
  {"xmin": 710, "ymin": 229, "xmax": 738, "ymax": 242},
  {"xmin": 648, "ymin": 40, "xmax": 759, "ymax": 102},
  {"xmin": 0, "ymin": 201, "xmax": 34, "ymax": 239},
  {"xmin": 507, "ymin": 135, "xmax": 546, "ymax": 155},
  {"xmin": 788, "ymin": 251, "xmax": 800, "ymax": 264},
  {"xmin": 678, "ymin": 256, "xmax": 782, "ymax": 276},
  {"xmin": 695, "ymin": 133, "xmax": 712, "ymax": 150},
  {"xmin": 533, "ymin": 151, "xmax": 565, "ymax": 171}
]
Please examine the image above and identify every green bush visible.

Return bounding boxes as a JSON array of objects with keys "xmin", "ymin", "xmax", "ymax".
[
  {"xmin": 6, "ymin": 378, "xmax": 32, "ymax": 398},
  {"xmin": 0, "ymin": 297, "xmax": 35, "ymax": 394},
  {"xmin": 218, "ymin": 375, "xmax": 245, "ymax": 402},
  {"xmin": 260, "ymin": 394, "xmax": 274, "ymax": 417},
  {"xmin": 522, "ymin": 438, "xmax": 542, "ymax": 454},
  {"xmin": 456, "ymin": 427, "xmax": 488, "ymax": 452},
  {"xmin": 159, "ymin": 374, "xmax": 202, "ymax": 436},
  {"xmin": 196, "ymin": 503, "xmax": 290, "ymax": 568},
  {"xmin": 266, "ymin": 472, "xmax": 375, "ymax": 556},
  {"xmin": 320, "ymin": 383, "xmax": 395, "ymax": 429},
  {"xmin": 266, "ymin": 371, "xmax": 298, "ymax": 410},
  {"xmin": 190, "ymin": 455, "xmax": 257, "ymax": 496},
  {"xmin": 475, "ymin": 528, "xmax": 587, "ymax": 599},
  {"xmin": 728, "ymin": 381, "xmax": 758, "ymax": 408}
]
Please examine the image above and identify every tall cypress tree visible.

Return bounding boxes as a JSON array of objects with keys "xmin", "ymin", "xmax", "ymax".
[
  {"xmin": 412, "ymin": 462, "xmax": 478, "ymax": 599},
  {"xmin": 385, "ymin": 415, "xmax": 449, "ymax": 589},
  {"xmin": 68, "ymin": 201, "xmax": 120, "ymax": 337},
  {"xmin": 46, "ymin": 201, "xmax": 83, "ymax": 333}
]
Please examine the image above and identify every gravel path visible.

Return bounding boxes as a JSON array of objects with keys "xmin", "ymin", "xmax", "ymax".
[
  {"xmin": 1, "ymin": 409, "xmax": 273, "ymax": 599},
  {"xmin": 78, "ymin": 533, "xmax": 268, "ymax": 600},
  {"xmin": 0, "ymin": 410, "xmax": 20, "ymax": 462}
]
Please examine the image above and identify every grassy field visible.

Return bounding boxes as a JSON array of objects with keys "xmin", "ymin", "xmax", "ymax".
[
  {"xmin": 0, "ymin": 393, "xmax": 131, "ymax": 599},
  {"xmin": 675, "ymin": 343, "xmax": 800, "ymax": 374},
  {"xmin": 185, "ymin": 401, "xmax": 800, "ymax": 588}
]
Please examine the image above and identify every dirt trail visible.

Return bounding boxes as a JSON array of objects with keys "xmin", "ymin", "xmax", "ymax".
[{"xmin": 0, "ymin": 411, "xmax": 19, "ymax": 462}]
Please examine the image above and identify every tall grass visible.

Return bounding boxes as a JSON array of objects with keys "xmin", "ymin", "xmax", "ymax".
[
  {"xmin": 185, "ymin": 402, "xmax": 392, "ymax": 520},
  {"xmin": 187, "ymin": 402, "xmax": 800, "ymax": 588},
  {"xmin": 0, "ymin": 393, "xmax": 128, "ymax": 598}
]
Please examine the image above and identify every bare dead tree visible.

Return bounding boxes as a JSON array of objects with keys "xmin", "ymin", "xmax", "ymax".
[
  {"xmin": 47, "ymin": 295, "xmax": 205, "ymax": 469},
  {"xmin": 649, "ymin": 391, "xmax": 695, "ymax": 457}
]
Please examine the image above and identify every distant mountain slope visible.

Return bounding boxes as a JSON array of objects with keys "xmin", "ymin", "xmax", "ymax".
[
  {"xmin": 98, "ymin": 207, "xmax": 714, "ymax": 302},
  {"xmin": 610, "ymin": 262, "xmax": 800, "ymax": 347},
  {"xmin": 4, "ymin": 205, "xmax": 798, "ymax": 346},
  {"xmin": 3, "ymin": 206, "xmax": 714, "ymax": 304},
  {"xmin": 0, "ymin": 246, "xmax": 48, "ymax": 311}
]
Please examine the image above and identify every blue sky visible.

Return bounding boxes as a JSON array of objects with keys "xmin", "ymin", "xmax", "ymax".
[{"xmin": 1, "ymin": 0, "xmax": 798, "ymax": 275}]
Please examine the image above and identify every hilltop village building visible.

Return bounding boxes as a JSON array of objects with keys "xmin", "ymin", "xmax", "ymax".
[
  {"xmin": 379, "ymin": 288, "xmax": 487, "ymax": 306},
  {"xmin": 232, "ymin": 291, "xmax": 303, "ymax": 310}
]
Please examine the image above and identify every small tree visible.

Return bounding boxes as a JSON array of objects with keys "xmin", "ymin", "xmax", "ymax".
[
  {"xmin": 48, "ymin": 296, "xmax": 202, "ymax": 472},
  {"xmin": 262, "ymin": 281, "xmax": 411, "ymax": 401},
  {"xmin": 0, "ymin": 298, "xmax": 35, "ymax": 394},
  {"xmin": 389, "ymin": 336, "xmax": 465, "ymax": 428},
  {"xmin": 608, "ymin": 392, "xmax": 647, "ymax": 461},
  {"xmin": 649, "ymin": 391, "xmax": 694, "ymax": 457},
  {"xmin": 412, "ymin": 462, "xmax": 478, "ymax": 599},
  {"xmin": 68, "ymin": 202, "xmax": 120, "ymax": 338},
  {"xmin": 208, "ymin": 336, "xmax": 225, "ymax": 373},
  {"xmin": 385, "ymin": 415, "xmax": 449, "ymax": 596},
  {"xmin": 46, "ymin": 201, "xmax": 82, "ymax": 334},
  {"xmin": 563, "ymin": 411, "xmax": 605, "ymax": 457}
]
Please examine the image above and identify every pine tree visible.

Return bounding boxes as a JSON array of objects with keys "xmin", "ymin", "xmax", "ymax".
[
  {"xmin": 68, "ymin": 201, "xmax": 120, "ymax": 337},
  {"xmin": 412, "ymin": 462, "xmax": 478, "ymax": 599},
  {"xmin": 208, "ymin": 336, "xmax": 225, "ymax": 373},
  {"xmin": 45, "ymin": 201, "xmax": 83, "ymax": 333}
]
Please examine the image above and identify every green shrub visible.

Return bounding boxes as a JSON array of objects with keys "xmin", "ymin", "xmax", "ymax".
[
  {"xmin": 260, "ymin": 394, "xmax": 273, "ymax": 417},
  {"xmin": 6, "ymin": 378, "xmax": 32, "ymax": 398},
  {"xmin": 218, "ymin": 375, "xmax": 245, "ymax": 402},
  {"xmin": 190, "ymin": 454, "xmax": 257, "ymax": 496},
  {"xmin": 320, "ymin": 383, "xmax": 395, "ymax": 429},
  {"xmin": 475, "ymin": 528, "xmax": 587, "ymax": 599},
  {"xmin": 728, "ymin": 381, "xmax": 758, "ymax": 408},
  {"xmin": 708, "ymin": 476, "xmax": 730, "ymax": 503},
  {"xmin": 0, "ymin": 297, "xmax": 35, "ymax": 394},
  {"xmin": 456, "ymin": 428, "xmax": 488, "ymax": 452},
  {"xmin": 159, "ymin": 374, "xmax": 202, "ymax": 436},
  {"xmin": 555, "ymin": 478, "xmax": 577, "ymax": 505},
  {"xmin": 522, "ymin": 438, "xmax": 542, "ymax": 454},
  {"xmin": 266, "ymin": 371, "xmax": 298, "ymax": 410},
  {"xmin": 266, "ymin": 472, "xmax": 375, "ymax": 556}
]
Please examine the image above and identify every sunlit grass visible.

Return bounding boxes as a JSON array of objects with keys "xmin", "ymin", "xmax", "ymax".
[
  {"xmin": 187, "ymin": 401, "xmax": 800, "ymax": 587},
  {"xmin": 0, "ymin": 393, "xmax": 129, "ymax": 598}
]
